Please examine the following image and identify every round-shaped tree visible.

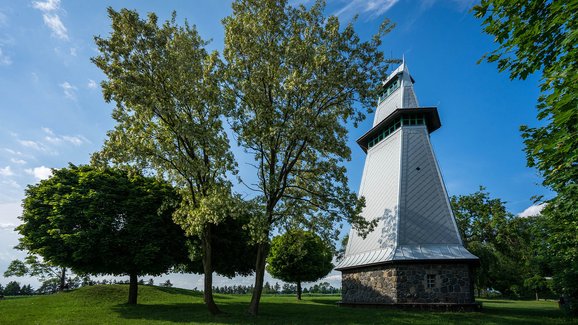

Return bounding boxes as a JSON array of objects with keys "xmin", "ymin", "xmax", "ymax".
[
  {"xmin": 17, "ymin": 164, "xmax": 188, "ymax": 304},
  {"xmin": 266, "ymin": 229, "xmax": 333, "ymax": 300}
]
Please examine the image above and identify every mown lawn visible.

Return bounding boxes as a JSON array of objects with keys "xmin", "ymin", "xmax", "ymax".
[{"xmin": 0, "ymin": 285, "xmax": 574, "ymax": 324}]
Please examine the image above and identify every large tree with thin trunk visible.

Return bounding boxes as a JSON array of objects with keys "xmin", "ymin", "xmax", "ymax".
[
  {"xmin": 92, "ymin": 8, "xmax": 236, "ymax": 314},
  {"xmin": 222, "ymin": 0, "xmax": 391, "ymax": 315},
  {"xmin": 16, "ymin": 164, "xmax": 187, "ymax": 305},
  {"xmin": 267, "ymin": 229, "xmax": 333, "ymax": 300}
]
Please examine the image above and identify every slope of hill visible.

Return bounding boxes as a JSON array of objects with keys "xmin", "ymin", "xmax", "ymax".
[{"xmin": 0, "ymin": 285, "xmax": 569, "ymax": 324}]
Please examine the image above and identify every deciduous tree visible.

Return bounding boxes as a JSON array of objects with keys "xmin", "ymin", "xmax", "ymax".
[
  {"xmin": 451, "ymin": 188, "xmax": 533, "ymax": 295},
  {"xmin": 92, "ymin": 8, "xmax": 238, "ymax": 314},
  {"xmin": 4, "ymin": 255, "xmax": 68, "ymax": 293},
  {"xmin": 222, "ymin": 0, "xmax": 391, "ymax": 314},
  {"xmin": 16, "ymin": 164, "xmax": 188, "ymax": 304},
  {"xmin": 267, "ymin": 229, "xmax": 333, "ymax": 300},
  {"xmin": 474, "ymin": 0, "xmax": 578, "ymax": 313}
]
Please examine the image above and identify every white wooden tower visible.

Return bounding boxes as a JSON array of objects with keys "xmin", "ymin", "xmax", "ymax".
[{"xmin": 336, "ymin": 63, "xmax": 478, "ymax": 307}]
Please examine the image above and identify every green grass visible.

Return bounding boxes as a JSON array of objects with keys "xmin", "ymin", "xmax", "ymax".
[{"xmin": 0, "ymin": 285, "xmax": 574, "ymax": 324}]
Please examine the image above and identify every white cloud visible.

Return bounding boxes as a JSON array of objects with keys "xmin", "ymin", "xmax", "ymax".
[
  {"xmin": 3, "ymin": 148, "xmax": 24, "ymax": 156},
  {"xmin": 60, "ymin": 81, "xmax": 77, "ymax": 100},
  {"xmin": 335, "ymin": 0, "xmax": 399, "ymax": 20},
  {"xmin": 25, "ymin": 166, "xmax": 52, "ymax": 180},
  {"xmin": 18, "ymin": 139, "xmax": 45, "ymax": 151},
  {"xmin": 42, "ymin": 127, "xmax": 87, "ymax": 146},
  {"xmin": 32, "ymin": 0, "xmax": 69, "ymax": 41},
  {"xmin": 10, "ymin": 158, "xmax": 26, "ymax": 165},
  {"xmin": 42, "ymin": 14, "xmax": 68, "ymax": 40},
  {"xmin": 1, "ymin": 179, "xmax": 20, "ymax": 189},
  {"xmin": 69, "ymin": 47, "xmax": 76, "ymax": 56},
  {"xmin": 87, "ymin": 79, "xmax": 97, "ymax": 89},
  {"xmin": 32, "ymin": 0, "xmax": 60, "ymax": 12},
  {"xmin": 0, "ymin": 166, "xmax": 14, "ymax": 176},
  {"xmin": 0, "ymin": 223, "xmax": 16, "ymax": 230},
  {"xmin": 518, "ymin": 203, "xmax": 547, "ymax": 218},
  {"xmin": 0, "ymin": 48, "xmax": 12, "ymax": 66}
]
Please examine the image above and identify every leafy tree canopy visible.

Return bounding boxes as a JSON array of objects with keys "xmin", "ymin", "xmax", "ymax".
[
  {"xmin": 16, "ymin": 164, "xmax": 188, "ymax": 304},
  {"xmin": 267, "ymin": 229, "xmax": 333, "ymax": 300},
  {"xmin": 92, "ymin": 8, "xmax": 238, "ymax": 314},
  {"xmin": 475, "ymin": 0, "xmax": 578, "ymax": 313},
  {"xmin": 222, "ymin": 0, "xmax": 392, "ymax": 313}
]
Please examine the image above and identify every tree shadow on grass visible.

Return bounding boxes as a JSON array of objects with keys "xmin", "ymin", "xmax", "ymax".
[{"xmin": 112, "ymin": 299, "xmax": 568, "ymax": 325}]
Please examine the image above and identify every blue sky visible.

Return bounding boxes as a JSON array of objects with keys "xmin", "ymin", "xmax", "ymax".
[{"xmin": 0, "ymin": 0, "xmax": 550, "ymax": 289}]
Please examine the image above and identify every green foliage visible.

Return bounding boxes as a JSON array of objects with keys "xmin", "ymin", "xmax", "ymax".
[
  {"xmin": 475, "ymin": 0, "xmax": 578, "ymax": 314},
  {"xmin": 534, "ymin": 188, "xmax": 578, "ymax": 314},
  {"xmin": 4, "ymin": 255, "xmax": 70, "ymax": 292},
  {"xmin": 222, "ymin": 0, "xmax": 392, "ymax": 312},
  {"xmin": 16, "ymin": 164, "xmax": 188, "ymax": 304},
  {"xmin": 451, "ymin": 188, "xmax": 534, "ymax": 295},
  {"xmin": 181, "ymin": 210, "xmax": 256, "ymax": 278},
  {"xmin": 92, "ymin": 8, "xmax": 239, "ymax": 313},
  {"xmin": 3, "ymin": 281, "xmax": 21, "ymax": 296},
  {"xmin": 267, "ymin": 229, "xmax": 333, "ymax": 299}
]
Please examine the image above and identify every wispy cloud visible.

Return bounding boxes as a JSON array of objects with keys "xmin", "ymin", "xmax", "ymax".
[
  {"xmin": 0, "ymin": 166, "xmax": 14, "ymax": 177},
  {"xmin": 42, "ymin": 127, "xmax": 88, "ymax": 146},
  {"xmin": 25, "ymin": 166, "xmax": 52, "ymax": 180},
  {"xmin": 335, "ymin": 0, "xmax": 399, "ymax": 20},
  {"xmin": 0, "ymin": 48, "xmax": 11, "ymax": 66},
  {"xmin": 87, "ymin": 79, "xmax": 97, "ymax": 89},
  {"xmin": 518, "ymin": 203, "xmax": 546, "ymax": 218},
  {"xmin": 0, "ymin": 11, "xmax": 7, "ymax": 27},
  {"xmin": 0, "ymin": 223, "xmax": 16, "ymax": 230},
  {"xmin": 60, "ymin": 81, "xmax": 77, "ymax": 100},
  {"xmin": 43, "ymin": 14, "xmax": 68, "ymax": 40},
  {"xmin": 32, "ymin": 0, "xmax": 69, "ymax": 41},
  {"xmin": 32, "ymin": 0, "xmax": 60, "ymax": 12},
  {"xmin": 10, "ymin": 158, "xmax": 27, "ymax": 165},
  {"xmin": 18, "ymin": 139, "xmax": 47, "ymax": 152}
]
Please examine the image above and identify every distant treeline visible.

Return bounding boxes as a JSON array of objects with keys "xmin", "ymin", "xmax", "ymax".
[{"xmin": 209, "ymin": 282, "xmax": 340, "ymax": 295}]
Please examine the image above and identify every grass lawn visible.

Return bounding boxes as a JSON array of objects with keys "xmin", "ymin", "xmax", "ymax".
[{"xmin": 0, "ymin": 285, "xmax": 574, "ymax": 324}]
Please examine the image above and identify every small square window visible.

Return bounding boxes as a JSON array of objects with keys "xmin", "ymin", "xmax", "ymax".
[{"xmin": 427, "ymin": 274, "xmax": 436, "ymax": 288}]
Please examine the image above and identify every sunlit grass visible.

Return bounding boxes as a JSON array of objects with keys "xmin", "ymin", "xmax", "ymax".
[{"xmin": 0, "ymin": 285, "xmax": 571, "ymax": 324}]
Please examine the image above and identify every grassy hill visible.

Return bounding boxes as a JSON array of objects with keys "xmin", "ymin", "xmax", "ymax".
[{"xmin": 0, "ymin": 285, "xmax": 572, "ymax": 324}]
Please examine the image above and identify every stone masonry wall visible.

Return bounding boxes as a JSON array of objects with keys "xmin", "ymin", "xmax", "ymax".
[
  {"xmin": 341, "ymin": 263, "xmax": 475, "ymax": 304},
  {"xmin": 342, "ymin": 264, "xmax": 398, "ymax": 303}
]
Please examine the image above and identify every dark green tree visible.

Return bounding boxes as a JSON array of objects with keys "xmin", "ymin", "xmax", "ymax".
[
  {"xmin": 474, "ymin": 0, "xmax": 578, "ymax": 313},
  {"xmin": 223, "ymin": 0, "xmax": 390, "ymax": 314},
  {"xmin": 451, "ymin": 187, "xmax": 533, "ymax": 295},
  {"xmin": 92, "ymin": 8, "xmax": 236, "ymax": 314},
  {"xmin": 16, "ymin": 164, "xmax": 188, "ymax": 304},
  {"xmin": 524, "ymin": 274, "xmax": 548, "ymax": 301},
  {"xmin": 4, "ymin": 281, "xmax": 21, "ymax": 296},
  {"xmin": 267, "ymin": 229, "xmax": 333, "ymax": 300}
]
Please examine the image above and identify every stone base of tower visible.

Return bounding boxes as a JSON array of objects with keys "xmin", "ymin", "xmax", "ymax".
[{"xmin": 339, "ymin": 262, "xmax": 478, "ymax": 310}]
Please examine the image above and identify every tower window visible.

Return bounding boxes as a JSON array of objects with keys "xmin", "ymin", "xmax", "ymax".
[
  {"xmin": 427, "ymin": 274, "xmax": 436, "ymax": 288},
  {"xmin": 378, "ymin": 76, "xmax": 401, "ymax": 103},
  {"xmin": 367, "ymin": 114, "xmax": 426, "ymax": 149}
]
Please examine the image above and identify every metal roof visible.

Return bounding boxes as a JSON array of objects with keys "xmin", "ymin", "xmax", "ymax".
[{"xmin": 336, "ymin": 63, "xmax": 478, "ymax": 271}]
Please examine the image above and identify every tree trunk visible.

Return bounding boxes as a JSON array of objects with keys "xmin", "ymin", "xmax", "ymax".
[
  {"xmin": 202, "ymin": 224, "xmax": 222, "ymax": 315},
  {"xmin": 248, "ymin": 241, "xmax": 269, "ymax": 315},
  {"xmin": 297, "ymin": 281, "xmax": 302, "ymax": 300},
  {"xmin": 535, "ymin": 291, "xmax": 539, "ymax": 301},
  {"xmin": 59, "ymin": 267, "xmax": 66, "ymax": 292},
  {"xmin": 128, "ymin": 273, "xmax": 138, "ymax": 305}
]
